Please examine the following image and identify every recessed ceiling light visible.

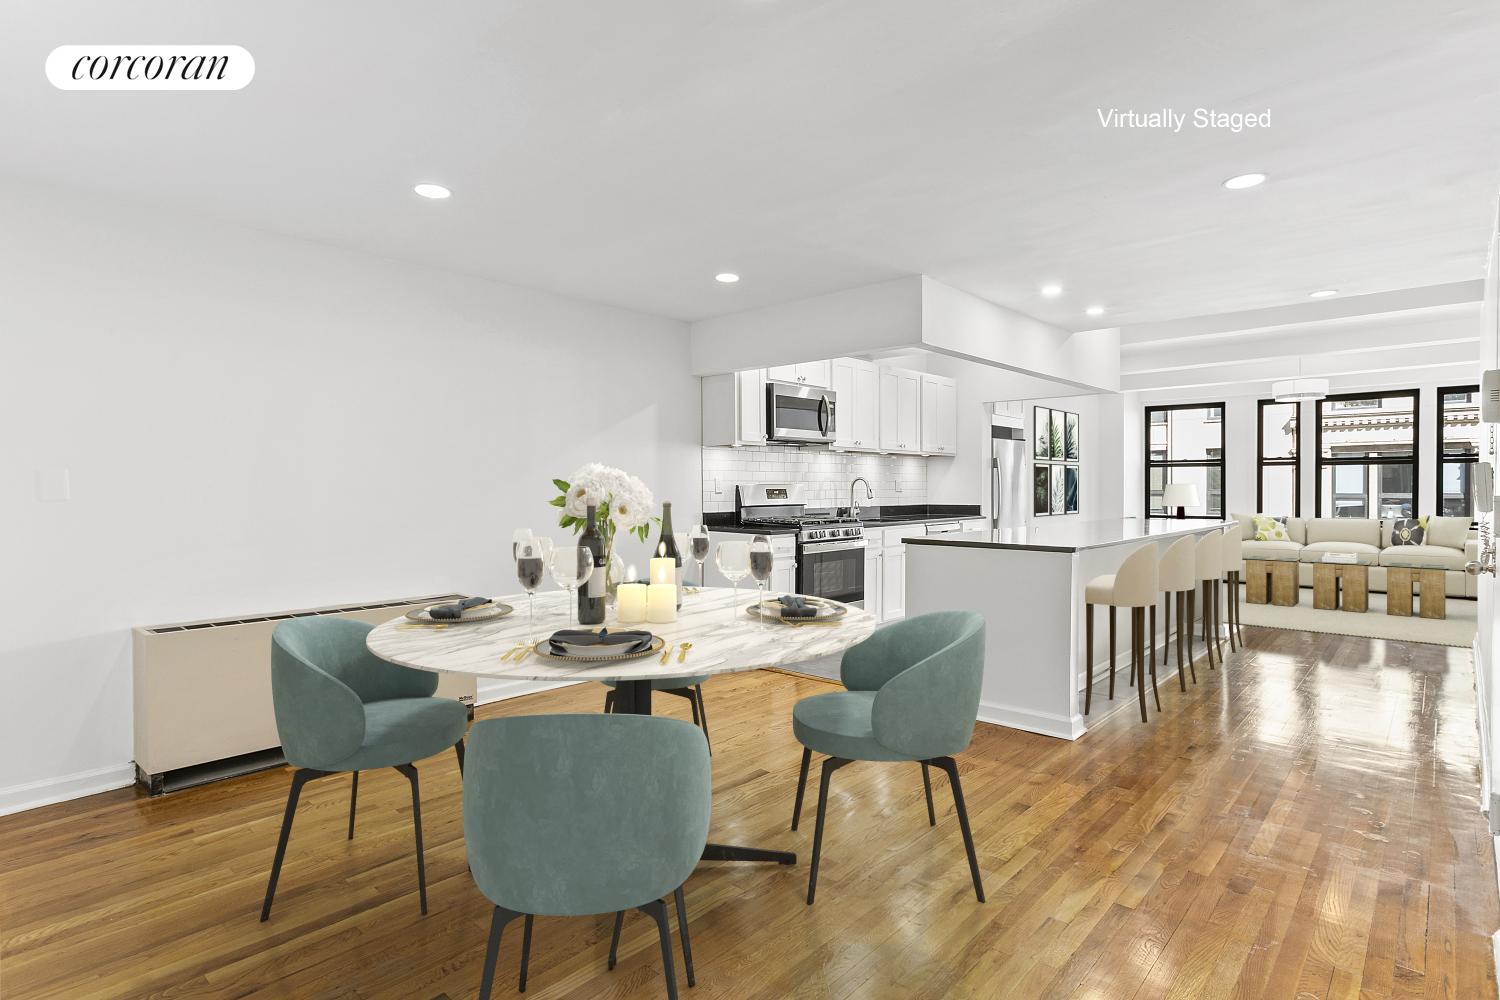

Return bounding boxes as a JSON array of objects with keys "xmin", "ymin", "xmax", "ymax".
[
  {"xmin": 716, "ymin": 273, "xmax": 740, "ymax": 283},
  {"xmin": 1309, "ymin": 289, "xmax": 1338, "ymax": 298},
  {"xmin": 1041, "ymin": 284, "xmax": 1062, "ymax": 297},
  {"xmin": 1086, "ymin": 306, "xmax": 1104, "ymax": 316},
  {"xmin": 1223, "ymin": 173, "xmax": 1267, "ymax": 190},
  {"xmin": 413, "ymin": 184, "xmax": 451, "ymax": 199}
]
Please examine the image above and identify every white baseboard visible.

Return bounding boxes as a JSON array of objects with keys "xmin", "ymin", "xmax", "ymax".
[
  {"xmin": 475, "ymin": 677, "xmax": 583, "ymax": 706},
  {"xmin": 0, "ymin": 763, "xmax": 136, "ymax": 817},
  {"xmin": 977, "ymin": 698, "xmax": 1083, "ymax": 740}
]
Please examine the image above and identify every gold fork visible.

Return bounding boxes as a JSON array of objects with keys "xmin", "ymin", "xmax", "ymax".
[
  {"xmin": 499, "ymin": 644, "xmax": 525, "ymax": 659},
  {"xmin": 514, "ymin": 643, "xmax": 537, "ymax": 663},
  {"xmin": 677, "ymin": 642, "xmax": 693, "ymax": 663},
  {"xmin": 397, "ymin": 622, "xmax": 450, "ymax": 630}
]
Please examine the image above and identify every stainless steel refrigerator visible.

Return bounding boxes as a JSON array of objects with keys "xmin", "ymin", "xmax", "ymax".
[{"xmin": 992, "ymin": 425, "xmax": 1027, "ymax": 529}]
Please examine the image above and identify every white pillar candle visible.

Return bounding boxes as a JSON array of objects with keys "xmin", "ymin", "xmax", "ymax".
[
  {"xmin": 646, "ymin": 582, "xmax": 677, "ymax": 623},
  {"xmin": 650, "ymin": 556, "xmax": 675, "ymax": 586},
  {"xmin": 616, "ymin": 582, "xmax": 648, "ymax": 625}
]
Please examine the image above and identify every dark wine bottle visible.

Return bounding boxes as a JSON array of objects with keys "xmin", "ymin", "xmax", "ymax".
[
  {"xmin": 579, "ymin": 504, "xmax": 605, "ymax": 625},
  {"xmin": 658, "ymin": 501, "xmax": 684, "ymax": 609}
]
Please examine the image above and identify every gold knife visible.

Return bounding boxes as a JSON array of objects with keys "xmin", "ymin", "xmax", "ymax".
[{"xmin": 660, "ymin": 644, "xmax": 675, "ymax": 664}]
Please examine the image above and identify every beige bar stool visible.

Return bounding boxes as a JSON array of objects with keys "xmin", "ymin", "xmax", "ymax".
[
  {"xmin": 1191, "ymin": 530, "xmax": 1224, "ymax": 671},
  {"xmin": 1085, "ymin": 542, "xmax": 1160, "ymax": 723},
  {"xmin": 1157, "ymin": 535, "xmax": 1198, "ymax": 692},
  {"xmin": 1220, "ymin": 526, "xmax": 1244, "ymax": 649}
]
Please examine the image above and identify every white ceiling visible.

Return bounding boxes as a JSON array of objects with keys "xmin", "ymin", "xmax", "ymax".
[{"xmin": 4, "ymin": 2, "xmax": 1499, "ymax": 328}]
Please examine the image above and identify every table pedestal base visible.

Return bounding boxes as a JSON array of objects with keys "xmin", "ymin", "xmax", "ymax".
[{"xmin": 615, "ymin": 679, "xmax": 797, "ymax": 866}]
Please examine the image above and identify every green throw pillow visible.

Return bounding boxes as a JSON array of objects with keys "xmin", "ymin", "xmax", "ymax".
[{"xmin": 1253, "ymin": 515, "xmax": 1289, "ymax": 542}]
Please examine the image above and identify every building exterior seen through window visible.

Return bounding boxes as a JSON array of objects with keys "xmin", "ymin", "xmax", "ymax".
[
  {"xmin": 1315, "ymin": 391, "xmax": 1417, "ymax": 519},
  {"xmin": 1438, "ymin": 386, "xmax": 1480, "ymax": 520},
  {"xmin": 1258, "ymin": 399, "xmax": 1299, "ymax": 516},
  {"xmin": 1146, "ymin": 403, "xmax": 1225, "ymax": 518}
]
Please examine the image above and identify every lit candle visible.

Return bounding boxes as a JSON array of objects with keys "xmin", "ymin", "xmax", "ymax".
[
  {"xmin": 616, "ymin": 565, "xmax": 647, "ymax": 625},
  {"xmin": 650, "ymin": 542, "xmax": 675, "ymax": 586}
]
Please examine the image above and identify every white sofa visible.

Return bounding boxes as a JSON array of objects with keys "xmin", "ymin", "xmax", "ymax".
[{"xmin": 1228, "ymin": 513, "xmax": 1479, "ymax": 598}]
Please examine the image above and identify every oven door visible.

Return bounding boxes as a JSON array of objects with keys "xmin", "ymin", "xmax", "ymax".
[
  {"xmin": 796, "ymin": 538, "xmax": 865, "ymax": 606},
  {"xmin": 767, "ymin": 382, "xmax": 836, "ymax": 444}
]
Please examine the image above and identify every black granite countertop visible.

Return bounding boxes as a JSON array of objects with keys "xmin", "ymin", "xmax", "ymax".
[{"xmin": 705, "ymin": 504, "xmax": 982, "ymax": 534}]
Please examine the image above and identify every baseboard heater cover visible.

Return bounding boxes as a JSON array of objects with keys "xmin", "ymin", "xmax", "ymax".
[{"xmin": 133, "ymin": 594, "xmax": 479, "ymax": 796}]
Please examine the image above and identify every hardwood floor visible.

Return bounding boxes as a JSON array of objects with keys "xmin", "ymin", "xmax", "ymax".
[{"xmin": 2, "ymin": 625, "xmax": 1496, "ymax": 1000}]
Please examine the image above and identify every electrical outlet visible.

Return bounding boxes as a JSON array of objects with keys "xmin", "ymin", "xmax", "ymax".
[
  {"xmin": 714, "ymin": 477, "xmax": 723, "ymax": 494},
  {"xmin": 894, "ymin": 478, "xmax": 903, "ymax": 493}
]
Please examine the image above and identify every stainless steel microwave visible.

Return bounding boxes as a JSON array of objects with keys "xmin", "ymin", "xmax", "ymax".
[{"xmin": 766, "ymin": 381, "xmax": 837, "ymax": 445}]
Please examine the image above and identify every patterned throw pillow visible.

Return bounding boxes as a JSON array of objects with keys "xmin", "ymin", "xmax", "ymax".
[
  {"xmin": 1253, "ymin": 515, "xmax": 1289, "ymax": 542},
  {"xmin": 1390, "ymin": 517, "xmax": 1427, "ymax": 546}
]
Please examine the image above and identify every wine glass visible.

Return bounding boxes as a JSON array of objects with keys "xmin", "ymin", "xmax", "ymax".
[
  {"xmin": 511, "ymin": 527, "xmax": 534, "ymax": 562},
  {"xmin": 748, "ymin": 535, "xmax": 774, "ymax": 627},
  {"xmin": 550, "ymin": 545, "xmax": 594, "ymax": 628},
  {"xmin": 515, "ymin": 538, "xmax": 545, "ymax": 642},
  {"xmin": 715, "ymin": 540, "xmax": 751, "ymax": 622},
  {"xmin": 534, "ymin": 535, "xmax": 555, "ymax": 584},
  {"xmin": 689, "ymin": 525, "xmax": 710, "ymax": 587}
]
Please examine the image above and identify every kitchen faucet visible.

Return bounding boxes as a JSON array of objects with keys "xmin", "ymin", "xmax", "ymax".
[{"xmin": 849, "ymin": 477, "xmax": 874, "ymax": 519}]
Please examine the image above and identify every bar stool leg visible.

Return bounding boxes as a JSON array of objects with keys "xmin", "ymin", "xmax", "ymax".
[
  {"xmin": 1212, "ymin": 580, "xmax": 1222, "ymax": 667},
  {"xmin": 1149, "ymin": 603, "xmax": 1157, "ymax": 681},
  {"xmin": 1108, "ymin": 606, "xmax": 1117, "ymax": 700},
  {"xmin": 1232, "ymin": 571, "xmax": 1244, "ymax": 643},
  {"xmin": 1176, "ymin": 591, "xmax": 1188, "ymax": 688},
  {"xmin": 1224, "ymin": 577, "xmax": 1236, "ymax": 652},
  {"xmin": 1085, "ymin": 604, "xmax": 1094, "ymax": 716},
  {"xmin": 1133, "ymin": 607, "xmax": 1148, "ymax": 723},
  {"xmin": 1147, "ymin": 612, "xmax": 1161, "ymax": 713},
  {"xmin": 1186, "ymin": 587, "xmax": 1196, "ymax": 669}
]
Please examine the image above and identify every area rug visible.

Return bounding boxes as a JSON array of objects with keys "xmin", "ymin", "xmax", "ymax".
[{"xmin": 1237, "ymin": 588, "xmax": 1477, "ymax": 647}]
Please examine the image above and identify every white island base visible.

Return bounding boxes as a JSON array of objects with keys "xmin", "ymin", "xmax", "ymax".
[{"xmin": 905, "ymin": 519, "xmax": 1230, "ymax": 740}]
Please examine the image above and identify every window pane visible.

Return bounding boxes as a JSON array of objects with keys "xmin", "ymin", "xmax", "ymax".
[
  {"xmin": 1149, "ymin": 407, "xmax": 1224, "ymax": 461},
  {"xmin": 1151, "ymin": 466, "xmax": 1215, "ymax": 517},
  {"xmin": 1260, "ymin": 464, "xmax": 1296, "ymax": 516},
  {"xmin": 1319, "ymin": 462, "xmax": 1414, "ymax": 518},
  {"xmin": 1442, "ymin": 461, "xmax": 1474, "ymax": 518},
  {"xmin": 1260, "ymin": 402, "xmax": 1297, "ymax": 459},
  {"xmin": 1319, "ymin": 395, "xmax": 1415, "ymax": 458},
  {"xmin": 1442, "ymin": 389, "xmax": 1480, "ymax": 458}
]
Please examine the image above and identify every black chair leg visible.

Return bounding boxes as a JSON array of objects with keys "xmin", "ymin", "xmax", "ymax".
[
  {"xmin": 603, "ymin": 689, "xmax": 615, "ymax": 714},
  {"xmin": 673, "ymin": 883, "xmax": 695, "ymax": 987},
  {"xmin": 695, "ymin": 686, "xmax": 711, "ymax": 753},
  {"xmin": 454, "ymin": 737, "xmax": 465, "ymax": 777},
  {"xmin": 261, "ymin": 767, "xmax": 332, "ymax": 922},
  {"xmin": 639, "ymin": 898, "xmax": 681, "ymax": 1000},
  {"xmin": 519, "ymin": 912, "xmax": 534, "ymax": 992},
  {"xmin": 921, "ymin": 763, "xmax": 936, "ymax": 826},
  {"xmin": 348, "ymin": 771, "xmax": 358, "ymax": 840},
  {"xmin": 791, "ymin": 746, "xmax": 812, "ymax": 830},
  {"xmin": 686, "ymin": 690, "xmax": 701, "ymax": 727},
  {"xmin": 929, "ymin": 757, "xmax": 985, "ymax": 903},
  {"xmin": 394, "ymin": 763, "xmax": 428, "ymax": 915},
  {"xmin": 608, "ymin": 909, "xmax": 625, "ymax": 970},
  {"xmin": 807, "ymin": 756, "xmax": 852, "ymax": 905},
  {"xmin": 478, "ymin": 905, "xmax": 524, "ymax": 1000},
  {"xmin": 1085, "ymin": 603, "xmax": 1094, "ymax": 715}
]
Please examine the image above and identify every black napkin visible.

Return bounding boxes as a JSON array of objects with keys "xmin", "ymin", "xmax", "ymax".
[
  {"xmin": 548, "ymin": 628, "xmax": 654, "ymax": 656},
  {"xmin": 777, "ymin": 595, "xmax": 817, "ymax": 618},
  {"xmin": 429, "ymin": 596, "xmax": 492, "ymax": 620}
]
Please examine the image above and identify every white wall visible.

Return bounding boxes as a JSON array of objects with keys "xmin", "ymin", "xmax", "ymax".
[
  {"xmin": 1017, "ymin": 392, "xmax": 1123, "ymax": 524},
  {"xmin": 0, "ymin": 177, "xmax": 699, "ymax": 814}
]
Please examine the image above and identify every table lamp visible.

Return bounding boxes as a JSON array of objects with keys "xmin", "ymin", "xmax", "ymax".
[{"xmin": 1163, "ymin": 483, "xmax": 1199, "ymax": 519}]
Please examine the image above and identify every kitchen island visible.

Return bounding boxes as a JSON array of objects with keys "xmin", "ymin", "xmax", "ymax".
[{"xmin": 905, "ymin": 519, "xmax": 1230, "ymax": 740}]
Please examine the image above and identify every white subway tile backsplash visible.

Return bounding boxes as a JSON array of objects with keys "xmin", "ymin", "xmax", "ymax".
[{"xmin": 701, "ymin": 445, "xmax": 928, "ymax": 509}]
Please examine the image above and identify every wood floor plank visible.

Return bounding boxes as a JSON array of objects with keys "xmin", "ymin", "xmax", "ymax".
[{"xmin": 1, "ymin": 625, "xmax": 1496, "ymax": 1000}]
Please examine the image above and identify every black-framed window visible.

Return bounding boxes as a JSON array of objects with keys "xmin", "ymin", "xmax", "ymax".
[
  {"xmin": 1146, "ymin": 403, "xmax": 1225, "ymax": 519},
  {"xmin": 1315, "ymin": 390, "xmax": 1418, "ymax": 519},
  {"xmin": 1438, "ymin": 385, "xmax": 1480, "ymax": 520},
  {"xmin": 1257, "ymin": 399, "xmax": 1300, "ymax": 516}
]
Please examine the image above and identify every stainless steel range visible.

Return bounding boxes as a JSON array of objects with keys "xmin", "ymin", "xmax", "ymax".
[{"xmin": 737, "ymin": 483, "xmax": 866, "ymax": 606}]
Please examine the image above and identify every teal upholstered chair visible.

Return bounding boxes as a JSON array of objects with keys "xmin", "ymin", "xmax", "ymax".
[
  {"xmin": 790, "ymin": 609, "xmax": 986, "ymax": 905},
  {"xmin": 262, "ymin": 616, "xmax": 469, "ymax": 921},
  {"xmin": 465, "ymin": 714, "xmax": 709, "ymax": 1000},
  {"xmin": 602, "ymin": 675, "xmax": 712, "ymax": 749}
]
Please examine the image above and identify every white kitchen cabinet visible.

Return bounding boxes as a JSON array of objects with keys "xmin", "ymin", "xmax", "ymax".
[
  {"xmin": 962, "ymin": 518, "xmax": 988, "ymax": 532},
  {"xmin": 880, "ymin": 544, "xmax": 906, "ymax": 620},
  {"xmin": 863, "ymin": 545, "xmax": 883, "ymax": 620},
  {"xmin": 701, "ymin": 369, "xmax": 766, "ymax": 447},
  {"xmin": 766, "ymin": 361, "xmax": 831, "ymax": 388},
  {"xmin": 831, "ymin": 356, "xmax": 880, "ymax": 451},
  {"xmin": 919, "ymin": 373, "xmax": 957, "ymax": 456},
  {"xmin": 878, "ymin": 367, "xmax": 922, "ymax": 454},
  {"xmin": 769, "ymin": 533, "xmax": 797, "ymax": 595}
]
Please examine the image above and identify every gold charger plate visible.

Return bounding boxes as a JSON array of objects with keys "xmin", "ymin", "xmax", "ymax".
[
  {"xmin": 746, "ymin": 597, "xmax": 849, "ymax": 623},
  {"xmin": 406, "ymin": 601, "xmax": 514, "ymax": 623},
  {"xmin": 531, "ymin": 629, "xmax": 666, "ymax": 663}
]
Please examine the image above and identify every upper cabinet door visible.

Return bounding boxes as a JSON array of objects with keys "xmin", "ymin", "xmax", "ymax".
[
  {"xmin": 920, "ymin": 374, "xmax": 957, "ymax": 455},
  {"xmin": 737, "ymin": 368, "xmax": 766, "ymax": 446},
  {"xmin": 765, "ymin": 364, "xmax": 798, "ymax": 384},
  {"xmin": 797, "ymin": 360, "xmax": 832, "ymax": 388},
  {"xmin": 879, "ymin": 367, "xmax": 922, "ymax": 453},
  {"xmin": 831, "ymin": 357, "xmax": 879, "ymax": 450}
]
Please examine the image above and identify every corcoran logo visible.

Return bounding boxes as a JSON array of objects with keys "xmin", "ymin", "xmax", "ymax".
[{"xmin": 46, "ymin": 46, "xmax": 254, "ymax": 90}]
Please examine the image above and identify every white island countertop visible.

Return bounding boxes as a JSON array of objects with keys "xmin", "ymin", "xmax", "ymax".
[{"xmin": 906, "ymin": 518, "xmax": 1230, "ymax": 554}]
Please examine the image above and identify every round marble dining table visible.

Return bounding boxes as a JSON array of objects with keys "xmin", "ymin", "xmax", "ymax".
[{"xmin": 366, "ymin": 586, "xmax": 878, "ymax": 865}]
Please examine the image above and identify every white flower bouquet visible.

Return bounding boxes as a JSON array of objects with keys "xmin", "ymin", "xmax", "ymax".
[{"xmin": 549, "ymin": 464, "xmax": 660, "ymax": 597}]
